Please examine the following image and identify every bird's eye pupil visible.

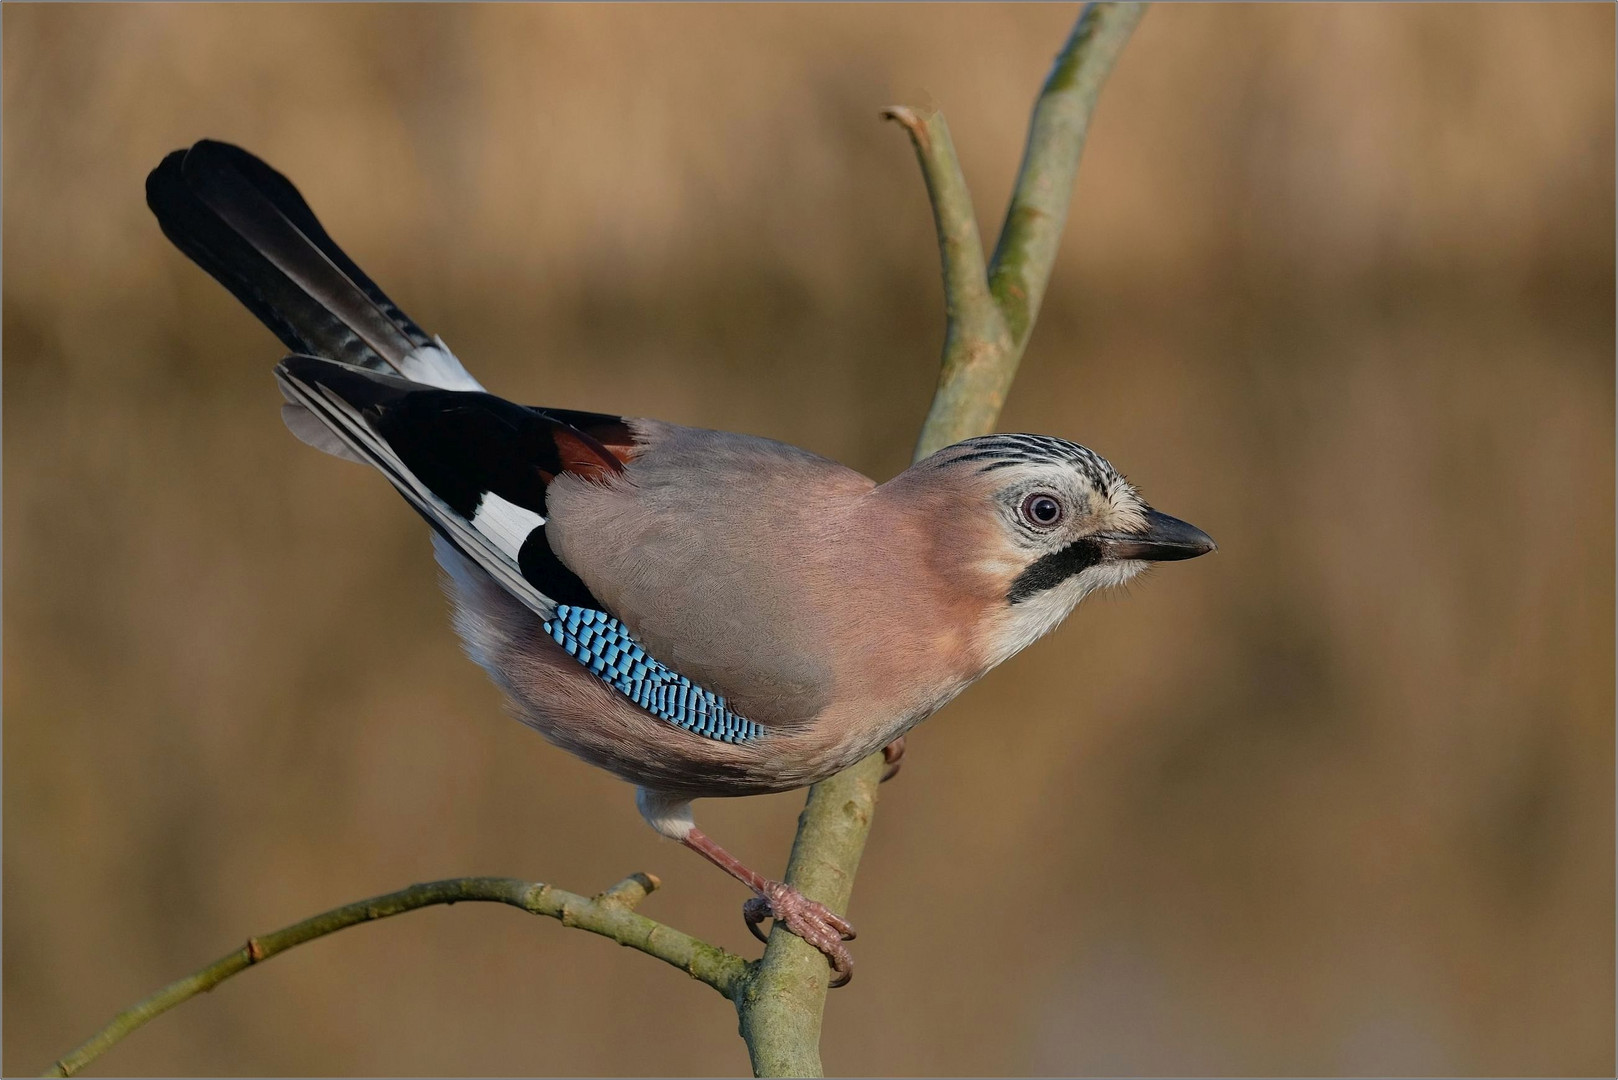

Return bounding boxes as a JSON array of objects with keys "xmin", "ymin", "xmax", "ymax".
[{"xmin": 1022, "ymin": 493, "xmax": 1063, "ymax": 526}]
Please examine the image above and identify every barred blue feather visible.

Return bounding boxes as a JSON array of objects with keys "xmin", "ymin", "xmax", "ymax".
[{"xmin": 542, "ymin": 604, "xmax": 766, "ymax": 744}]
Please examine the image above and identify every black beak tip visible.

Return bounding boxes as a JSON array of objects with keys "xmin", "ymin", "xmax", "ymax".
[
  {"xmin": 1167, "ymin": 525, "xmax": 1217, "ymax": 562},
  {"xmin": 1109, "ymin": 508, "xmax": 1217, "ymax": 563}
]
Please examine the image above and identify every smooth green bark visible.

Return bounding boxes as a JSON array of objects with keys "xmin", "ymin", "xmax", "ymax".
[
  {"xmin": 989, "ymin": 3, "xmax": 1147, "ymax": 347},
  {"xmin": 735, "ymin": 756, "xmax": 885, "ymax": 1076}
]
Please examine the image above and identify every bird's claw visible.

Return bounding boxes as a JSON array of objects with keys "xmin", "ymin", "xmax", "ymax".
[
  {"xmin": 742, "ymin": 880, "xmax": 857, "ymax": 987},
  {"xmin": 880, "ymin": 736, "xmax": 906, "ymax": 782}
]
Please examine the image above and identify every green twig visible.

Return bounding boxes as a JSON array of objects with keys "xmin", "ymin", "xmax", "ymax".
[
  {"xmin": 989, "ymin": 3, "xmax": 1147, "ymax": 348},
  {"xmin": 44, "ymin": 874, "xmax": 748, "ymax": 1078},
  {"xmin": 735, "ymin": 4, "xmax": 1146, "ymax": 1075}
]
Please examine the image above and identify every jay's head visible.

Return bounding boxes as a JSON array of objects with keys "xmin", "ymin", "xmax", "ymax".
[{"xmin": 916, "ymin": 434, "xmax": 1215, "ymax": 668}]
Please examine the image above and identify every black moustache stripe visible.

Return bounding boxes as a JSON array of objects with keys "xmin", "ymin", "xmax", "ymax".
[{"xmin": 1006, "ymin": 537, "xmax": 1106, "ymax": 605}]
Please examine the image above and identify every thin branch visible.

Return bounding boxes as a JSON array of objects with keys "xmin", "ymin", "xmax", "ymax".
[
  {"xmin": 989, "ymin": 2, "xmax": 1147, "ymax": 347},
  {"xmin": 735, "ymin": 4, "xmax": 1146, "ymax": 1075},
  {"xmin": 44, "ymin": 874, "xmax": 749, "ymax": 1078},
  {"xmin": 735, "ymin": 757, "xmax": 885, "ymax": 1077},
  {"xmin": 881, "ymin": 104, "xmax": 1014, "ymax": 462},
  {"xmin": 878, "ymin": 106, "xmax": 998, "ymax": 330}
]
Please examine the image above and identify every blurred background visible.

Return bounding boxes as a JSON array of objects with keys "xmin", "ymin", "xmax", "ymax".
[{"xmin": 4, "ymin": 4, "xmax": 1612, "ymax": 1075}]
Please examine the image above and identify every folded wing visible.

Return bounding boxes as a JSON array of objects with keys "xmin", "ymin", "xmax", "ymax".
[{"xmin": 277, "ymin": 356, "xmax": 625, "ymax": 616}]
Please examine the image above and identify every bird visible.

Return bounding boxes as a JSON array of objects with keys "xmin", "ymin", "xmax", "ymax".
[{"xmin": 145, "ymin": 139, "xmax": 1215, "ymax": 987}]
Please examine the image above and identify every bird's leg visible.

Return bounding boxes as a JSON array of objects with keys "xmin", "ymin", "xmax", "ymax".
[
  {"xmin": 681, "ymin": 826, "xmax": 857, "ymax": 987},
  {"xmin": 880, "ymin": 735, "xmax": 907, "ymax": 782}
]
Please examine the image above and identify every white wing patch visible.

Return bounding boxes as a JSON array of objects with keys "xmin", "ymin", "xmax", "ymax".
[
  {"xmin": 274, "ymin": 362, "xmax": 554, "ymax": 618},
  {"xmin": 472, "ymin": 491, "xmax": 545, "ymax": 560}
]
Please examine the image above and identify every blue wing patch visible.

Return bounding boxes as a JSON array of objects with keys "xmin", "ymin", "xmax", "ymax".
[{"xmin": 543, "ymin": 604, "xmax": 766, "ymax": 744}]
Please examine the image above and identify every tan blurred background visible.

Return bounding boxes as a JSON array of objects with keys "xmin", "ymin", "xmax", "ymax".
[{"xmin": 4, "ymin": 3, "xmax": 1613, "ymax": 1075}]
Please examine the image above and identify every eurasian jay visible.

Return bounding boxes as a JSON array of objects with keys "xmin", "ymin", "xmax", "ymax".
[{"xmin": 146, "ymin": 140, "xmax": 1215, "ymax": 986}]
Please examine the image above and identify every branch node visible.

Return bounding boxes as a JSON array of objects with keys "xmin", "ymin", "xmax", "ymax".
[
  {"xmin": 598, "ymin": 870, "xmax": 661, "ymax": 908},
  {"xmin": 245, "ymin": 938, "xmax": 266, "ymax": 964}
]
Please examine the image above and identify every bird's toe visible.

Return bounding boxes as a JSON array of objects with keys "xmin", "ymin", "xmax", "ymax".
[
  {"xmin": 880, "ymin": 736, "xmax": 907, "ymax": 782},
  {"xmin": 743, "ymin": 880, "xmax": 857, "ymax": 986}
]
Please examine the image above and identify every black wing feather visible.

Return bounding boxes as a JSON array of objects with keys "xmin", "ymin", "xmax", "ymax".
[{"xmin": 278, "ymin": 357, "xmax": 620, "ymax": 613}]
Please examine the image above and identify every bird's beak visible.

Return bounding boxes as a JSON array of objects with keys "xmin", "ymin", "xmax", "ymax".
[{"xmin": 1101, "ymin": 508, "xmax": 1216, "ymax": 562}]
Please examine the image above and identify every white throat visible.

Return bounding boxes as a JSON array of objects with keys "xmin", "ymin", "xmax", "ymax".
[{"xmin": 982, "ymin": 560, "xmax": 1146, "ymax": 671}]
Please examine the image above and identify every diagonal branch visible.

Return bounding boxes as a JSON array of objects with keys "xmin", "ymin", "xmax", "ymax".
[
  {"xmin": 44, "ymin": 874, "xmax": 749, "ymax": 1078},
  {"xmin": 735, "ymin": 4, "xmax": 1147, "ymax": 1076},
  {"xmin": 880, "ymin": 105, "xmax": 1015, "ymax": 460},
  {"xmin": 886, "ymin": 107, "xmax": 1009, "ymax": 463},
  {"xmin": 989, "ymin": 2, "xmax": 1147, "ymax": 346},
  {"xmin": 877, "ymin": 106, "xmax": 997, "ymax": 328}
]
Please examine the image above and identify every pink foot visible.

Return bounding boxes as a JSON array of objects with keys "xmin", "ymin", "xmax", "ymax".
[
  {"xmin": 743, "ymin": 880, "xmax": 857, "ymax": 987},
  {"xmin": 881, "ymin": 736, "xmax": 907, "ymax": 782}
]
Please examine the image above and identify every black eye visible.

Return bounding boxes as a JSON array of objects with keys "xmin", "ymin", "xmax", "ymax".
[{"xmin": 1020, "ymin": 492, "xmax": 1064, "ymax": 527}]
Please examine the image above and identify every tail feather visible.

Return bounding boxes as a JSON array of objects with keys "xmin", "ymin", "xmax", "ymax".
[
  {"xmin": 148, "ymin": 142, "xmax": 636, "ymax": 622},
  {"xmin": 277, "ymin": 402, "xmax": 368, "ymax": 464},
  {"xmin": 146, "ymin": 140, "xmax": 481, "ymax": 392},
  {"xmin": 187, "ymin": 141, "xmax": 435, "ymax": 354}
]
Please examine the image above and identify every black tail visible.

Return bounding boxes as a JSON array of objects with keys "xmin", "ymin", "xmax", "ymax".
[
  {"xmin": 146, "ymin": 140, "xmax": 477, "ymax": 389},
  {"xmin": 149, "ymin": 141, "xmax": 634, "ymax": 617}
]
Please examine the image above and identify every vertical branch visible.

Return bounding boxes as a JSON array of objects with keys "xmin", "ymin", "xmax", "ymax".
[
  {"xmin": 734, "ymin": 4, "xmax": 1146, "ymax": 1075},
  {"xmin": 736, "ymin": 760, "xmax": 884, "ymax": 1076},
  {"xmin": 901, "ymin": 1, "xmax": 1148, "ymax": 459},
  {"xmin": 988, "ymin": 3, "xmax": 1148, "ymax": 346}
]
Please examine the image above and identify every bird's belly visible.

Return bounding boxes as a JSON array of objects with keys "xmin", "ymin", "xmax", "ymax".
[
  {"xmin": 442, "ymin": 549, "xmax": 952, "ymax": 798},
  {"xmin": 493, "ymin": 622, "xmax": 947, "ymax": 798}
]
